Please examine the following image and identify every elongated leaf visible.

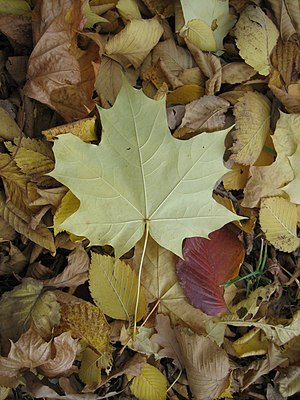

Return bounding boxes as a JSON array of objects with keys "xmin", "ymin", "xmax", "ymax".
[
  {"xmin": 260, "ymin": 197, "xmax": 299, "ymax": 252},
  {"xmin": 79, "ymin": 347, "xmax": 102, "ymax": 388},
  {"xmin": 231, "ymin": 91, "xmax": 271, "ymax": 165},
  {"xmin": 130, "ymin": 363, "xmax": 167, "ymax": 400},
  {"xmin": 176, "ymin": 226, "xmax": 245, "ymax": 316},
  {"xmin": 89, "ymin": 253, "xmax": 146, "ymax": 321},
  {"xmin": 50, "ymin": 79, "xmax": 238, "ymax": 258},
  {"xmin": 277, "ymin": 366, "xmax": 300, "ymax": 397},
  {"xmin": 235, "ymin": 6, "xmax": 279, "ymax": 76}
]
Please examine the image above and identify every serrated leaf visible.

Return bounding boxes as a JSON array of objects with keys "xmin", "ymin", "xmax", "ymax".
[
  {"xmin": 180, "ymin": 0, "xmax": 236, "ymax": 51},
  {"xmin": 89, "ymin": 253, "xmax": 146, "ymax": 321},
  {"xmin": 57, "ymin": 297, "xmax": 111, "ymax": 358},
  {"xmin": 176, "ymin": 329, "xmax": 230, "ymax": 400},
  {"xmin": 231, "ymin": 91, "xmax": 271, "ymax": 165},
  {"xmin": 260, "ymin": 197, "xmax": 299, "ymax": 252},
  {"xmin": 176, "ymin": 226, "xmax": 245, "ymax": 316},
  {"xmin": 50, "ymin": 79, "xmax": 238, "ymax": 258},
  {"xmin": 105, "ymin": 18, "xmax": 163, "ymax": 68},
  {"xmin": 235, "ymin": 6, "xmax": 279, "ymax": 75},
  {"xmin": 0, "ymin": 278, "xmax": 60, "ymax": 346},
  {"xmin": 130, "ymin": 363, "xmax": 167, "ymax": 400}
]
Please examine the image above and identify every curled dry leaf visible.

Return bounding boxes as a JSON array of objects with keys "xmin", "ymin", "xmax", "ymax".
[
  {"xmin": 0, "ymin": 278, "xmax": 60, "ymax": 347},
  {"xmin": 221, "ymin": 62, "xmax": 257, "ymax": 84},
  {"xmin": 268, "ymin": 0, "xmax": 300, "ymax": 41},
  {"xmin": 235, "ymin": 6, "xmax": 279, "ymax": 76},
  {"xmin": 231, "ymin": 91, "xmax": 271, "ymax": 165},
  {"xmin": 176, "ymin": 225, "xmax": 245, "ymax": 316},
  {"xmin": 176, "ymin": 328, "xmax": 230, "ymax": 400},
  {"xmin": 23, "ymin": 0, "xmax": 102, "ymax": 122}
]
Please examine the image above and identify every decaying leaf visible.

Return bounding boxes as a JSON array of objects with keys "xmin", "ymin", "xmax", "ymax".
[
  {"xmin": 176, "ymin": 226, "xmax": 245, "ymax": 316},
  {"xmin": 221, "ymin": 62, "xmax": 257, "ymax": 85},
  {"xmin": 0, "ymin": 0, "xmax": 30, "ymax": 15},
  {"xmin": 260, "ymin": 197, "xmax": 299, "ymax": 252},
  {"xmin": 89, "ymin": 253, "xmax": 146, "ymax": 322},
  {"xmin": 180, "ymin": 0, "xmax": 236, "ymax": 52},
  {"xmin": 42, "ymin": 117, "xmax": 97, "ymax": 142},
  {"xmin": 0, "ymin": 278, "xmax": 60, "ymax": 346},
  {"xmin": 268, "ymin": 0, "xmax": 300, "ymax": 41},
  {"xmin": 176, "ymin": 328, "xmax": 231, "ymax": 400},
  {"xmin": 277, "ymin": 366, "xmax": 300, "ymax": 397},
  {"xmin": 130, "ymin": 363, "xmax": 167, "ymax": 400},
  {"xmin": 235, "ymin": 6, "xmax": 279, "ymax": 76},
  {"xmin": 0, "ymin": 107, "xmax": 21, "ymax": 140},
  {"xmin": 50, "ymin": 79, "xmax": 238, "ymax": 258}
]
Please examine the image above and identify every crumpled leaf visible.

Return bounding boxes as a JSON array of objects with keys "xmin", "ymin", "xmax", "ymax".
[
  {"xmin": 0, "ymin": 278, "xmax": 60, "ymax": 346},
  {"xmin": 23, "ymin": 0, "xmax": 102, "ymax": 122},
  {"xmin": 260, "ymin": 197, "xmax": 299, "ymax": 252},
  {"xmin": 133, "ymin": 236, "xmax": 209, "ymax": 334},
  {"xmin": 50, "ymin": 79, "xmax": 238, "ymax": 258},
  {"xmin": 231, "ymin": 91, "xmax": 271, "ymax": 165},
  {"xmin": 105, "ymin": 18, "xmax": 163, "ymax": 69},
  {"xmin": 38, "ymin": 332, "xmax": 78, "ymax": 378},
  {"xmin": 89, "ymin": 253, "xmax": 147, "ymax": 321},
  {"xmin": 43, "ymin": 245, "xmax": 89, "ymax": 288},
  {"xmin": 176, "ymin": 225, "xmax": 245, "ymax": 316},
  {"xmin": 277, "ymin": 366, "xmax": 300, "ymax": 397},
  {"xmin": 179, "ymin": 0, "xmax": 236, "ymax": 52},
  {"xmin": 130, "ymin": 363, "xmax": 167, "ymax": 400},
  {"xmin": 176, "ymin": 328, "xmax": 230, "ymax": 400},
  {"xmin": 221, "ymin": 62, "xmax": 256, "ymax": 84},
  {"xmin": 268, "ymin": 0, "xmax": 300, "ymax": 41},
  {"xmin": 235, "ymin": 5, "xmax": 279, "ymax": 76}
]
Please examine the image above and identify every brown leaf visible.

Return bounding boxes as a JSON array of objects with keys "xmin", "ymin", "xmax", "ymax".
[
  {"xmin": 221, "ymin": 62, "xmax": 256, "ymax": 84},
  {"xmin": 23, "ymin": 0, "xmax": 102, "ymax": 122},
  {"xmin": 268, "ymin": 0, "xmax": 300, "ymax": 41},
  {"xmin": 43, "ymin": 245, "xmax": 89, "ymax": 288},
  {"xmin": 176, "ymin": 328, "xmax": 231, "ymax": 400},
  {"xmin": 0, "ymin": 243, "xmax": 27, "ymax": 276},
  {"xmin": 0, "ymin": 14, "xmax": 32, "ymax": 54},
  {"xmin": 38, "ymin": 332, "xmax": 78, "ymax": 378}
]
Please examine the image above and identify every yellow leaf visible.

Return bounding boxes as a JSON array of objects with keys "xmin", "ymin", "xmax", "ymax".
[
  {"xmin": 57, "ymin": 299, "xmax": 112, "ymax": 358},
  {"xmin": 223, "ymin": 163, "xmax": 249, "ymax": 190},
  {"xmin": 105, "ymin": 18, "xmax": 163, "ymax": 68},
  {"xmin": 283, "ymin": 150, "xmax": 300, "ymax": 205},
  {"xmin": 231, "ymin": 92, "xmax": 271, "ymax": 165},
  {"xmin": 79, "ymin": 347, "xmax": 102, "ymax": 388},
  {"xmin": 53, "ymin": 191, "xmax": 80, "ymax": 236},
  {"xmin": 130, "ymin": 363, "xmax": 167, "ymax": 400},
  {"xmin": 116, "ymin": 0, "xmax": 141, "ymax": 20},
  {"xmin": 260, "ymin": 197, "xmax": 299, "ymax": 252},
  {"xmin": 232, "ymin": 328, "xmax": 268, "ymax": 357},
  {"xmin": 89, "ymin": 253, "xmax": 147, "ymax": 321},
  {"xmin": 42, "ymin": 117, "xmax": 97, "ymax": 142},
  {"xmin": 0, "ymin": 387, "xmax": 10, "ymax": 400},
  {"xmin": 166, "ymin": 84, "xmax": 204, "ymax": 105},
  {"xmin": 0, "ymin": 278, "xmax": 60, "ymax": 346},
  {"xmin": 272, "ymin": 112, "xmax": 300, "ymax": 157},
  {"xmin": 180, "ymin": 19, "xmax": 216, "ymax": 52},
  {"xmin": 0, "ymin": 0, "xmax": 30, "ymax": 15},
  {"xmin": 235, "ymin": 5, "xmax": 279, "ymax": 76}
]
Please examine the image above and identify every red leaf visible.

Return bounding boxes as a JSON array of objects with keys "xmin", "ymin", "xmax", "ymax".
[{"xmin": 176, "ymin": 226, "xmax": 245, "ymax": 316}]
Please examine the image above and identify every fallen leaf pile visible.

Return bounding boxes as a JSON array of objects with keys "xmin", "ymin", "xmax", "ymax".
[{"xmin": 0, "ymin": 0, "xmax": 299, "ymax": 399}]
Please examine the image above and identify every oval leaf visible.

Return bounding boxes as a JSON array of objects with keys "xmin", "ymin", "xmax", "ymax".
[{"xmin": 130, "ymin": 363, "xmax": 167, "ymax": 400}]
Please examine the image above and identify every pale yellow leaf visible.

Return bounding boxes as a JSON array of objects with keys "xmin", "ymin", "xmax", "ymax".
[
  {"xmin": 0, "ymin": 108, "xmax": 20, "ymax": 140},
  {"xmin": 38, "ymin": 332, "xmax": 78, "ymax": 378},
  {"xmin": 231, "ymin": 91, "xmax": 271, "ymax": 165},
  {"xmin": 105, "ymin": 18, "xmax": 163, "ymax": 68},
  {"xmin": 282, "ymin": 156, "xmax": 300, "ymax": 205},
  {"xmin": 0, "ymin": 0, "xmax": 30, "ymax": 15},
  {"xmin": 242, "ymin": 156, "xmax": 293, "ymax": 208},
  {"xmin": 0, "ymin": 278, "xmax": 60, "ymax": 346},
  {"xmin": 42, "ymin": 117, "xmax": 97, "ymax": 142},
  {"xmin": 235, "ymin": 6, "xmax": 279, "ymax": 75},
  {"xmin": 176, "ymin": 329, "xmax": 230, "ymax": 400},
  {"xmin": 53, "ymin": 191, "xmax": 80, "ymax": 236},
  {"xmin": 0, "ymin": 387, "xmax": 10, "ymax": 400},
  {"xmin": 268, "ymin": 0, "xmax": 300, "ymax": 41},
  {"xmin": 116, "ymin": 0, "xmax": 141, "ymax": 20},
  {"xmin": 223, "ymin": 163, "xmax": 249, "ymax": 191},
  {"xmin": 272, "ymin": 112, "xmax": 300, "ymax": 157},
  {"xmin": 130, "ymin": 363, "xmax": 167, "ymax": 400},
  {"xmin": 260, "ymin": 197, "xmax": 299, "ymax": 252},
  {"xmin": 278, "ymin": 366, "xmax": 300, "ymax": 397},
  {"xmin": 180, "ymin": 19, "xmax": 216, "ymax": 52},
  {"xmin": 89, "ymin": 253, "xmax": 146, "ymax": 321}
]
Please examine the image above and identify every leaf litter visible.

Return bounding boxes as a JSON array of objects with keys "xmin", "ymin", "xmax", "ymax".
[{"xmin": 0, "ymin": 1, "xmax": 299, "ymax": 399}]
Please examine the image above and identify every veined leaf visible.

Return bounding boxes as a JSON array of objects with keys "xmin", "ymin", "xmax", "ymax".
[
  {"xmin": 235, "ymin": 6, "xmax": 279, "ymax": 76},
  {"xmin": 130, "ymin": 363, "xmax": 167, "ymax": 400},
  {"xmin": 42, "ymin": 117, "xmax": 97, "ymax": 142},
  {"xmin": 89, "ymin": 253, "xmax": 147, "ymax": 321},
  {"xmin": 260, "ymin": 197, "xmax": 299, "ymax": 252},
  {"xmin": 0, "ymin": 0, "xmax": 30, "ymax": 15},
  {"xmin": 50, "ymin": 79, "xmax": 238, "ymax": 258},
  {"xmin": 79, "ymin": 347, "xmax": 103, "ymax": 388}
]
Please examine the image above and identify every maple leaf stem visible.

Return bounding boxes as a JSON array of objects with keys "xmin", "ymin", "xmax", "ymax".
[{"xmin": 133, "ymin": 221, "xmax": 149, "ymax": 338}]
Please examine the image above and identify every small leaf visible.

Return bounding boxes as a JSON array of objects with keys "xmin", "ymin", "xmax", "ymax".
[
  {"xmin": 176, "ymin": 226, "xmax": 245, "ymax": 316},
  {"xmin": 0, "ymin": 108, "xmax": 20, "ymax": 140},
  {"xmin": 166, "ymin": 84, "xmax": 204, "ymax": 105},
  {"xmin": 130, "ymin": 363, "xmax": 167, "ymax": 400},
  {"xmin": 53, "ymin": 191, "xmax": 80, "ymax": 236},
  {"xmin": 260, "ymin": 197, "xmax": 299, "ymax": 252},
  {"xmin": 235, "ymin": 5, "xmax": 279, "ymax": 75},
  {"xmin": 79, "ymin": 347, "xmax": 102, "ymax": 388},
  {"xmin": 42, "ymin": 117, "xmax": 97, "ymax": 142},
  {"xmin": 89, "ymin": 253, "xmax": 147, "ymax": 321},
  {"xmin": 176, "ymin": 328, "xmax": 230, "ymax": 400}
]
